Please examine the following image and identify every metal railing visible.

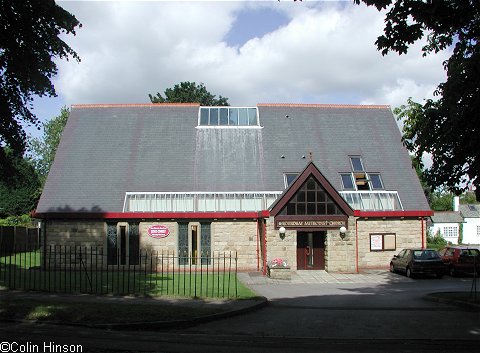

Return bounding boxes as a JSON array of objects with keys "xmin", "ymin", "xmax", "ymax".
[{"xmin": 0, "ymin": 246, "xmax": 239, "ymax": 298}]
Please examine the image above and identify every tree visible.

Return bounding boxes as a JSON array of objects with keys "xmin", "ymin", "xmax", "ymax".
[
  {"xmin": 0, "ymin": 0, "xmax": 81, "ymax": 178},
  {"xmin": 149, "ymin": 82, "xmax": 229, "ymax": 106},
  {"xmin": 28, "ymin": 107, "xmax": 69, "ymax": 185},
  {"xmin": 0, "ymin": 148, "xmax": 41, "ymax": 217},
  {"xmin": 355, "ymin": 1, "xmax": 480, "ymax": 199}
]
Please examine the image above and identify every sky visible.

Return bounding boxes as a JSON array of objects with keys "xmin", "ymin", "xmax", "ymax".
[{"xmin": 31, "ymin": 0, "xmax": 450, "ymax": 136}]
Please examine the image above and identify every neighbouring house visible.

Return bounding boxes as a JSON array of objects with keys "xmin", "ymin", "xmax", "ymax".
[
  {"xmin": 34, "ymin": 103, "xmax": 432, "ymax": 273},
  {"xmin": 429, "ymin": 211, "xmax": 464, "ymax": 245},
  {"xmin": 458, "ymin": 204, "xmax": 480, "ymax": 245}
]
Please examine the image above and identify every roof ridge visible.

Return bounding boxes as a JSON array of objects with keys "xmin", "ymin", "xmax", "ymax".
[
  {"xmin": 257, "ymin": 103, "xmax": 390, "ymax": 109},
  {"xmin": 71, "ymin": 103, "xmax": 200, "ymax": 109}
]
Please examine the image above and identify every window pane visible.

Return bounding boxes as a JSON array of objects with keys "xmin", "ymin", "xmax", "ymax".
[
  {"xmin": 326, "ymin": 203, "xmax": 336, "ymax": 214},
  {"xmin": 297, "ymin": 191, "xmax": 305, "ymax": 202},
  {"xmin": 370, "ymin": 173, "xmax": 384, "ymax": 189},
  {"xmin": 350, "ymin": 157, "xmax": 364, "ymax": 172},
  {"xmin": 306, "ymin": 178, "xmax": 316, "ymax": 190},
  {"xmin": 238, "ymin": 108, "xmax": 248, "ymax": 125},
  {"xmin": 317, "ymin": 204, "xmax": 327, "ymax": 214},
  {"xmin": 284, "ymin": 173, "xmax": 298, "ymax": 188},
  {"xmin": 307, "ymin": 203, "xmax": 316, "ymax": 214},
  {"xmin": 341, "ymin": 174, "xmax": 355, "ymax": 190},
  {"xmin": 200, "ymin": 108, "xmax": 209, "ymax": 125},
  {"xmin": 219, "ymin": 108, "xmax": 229, "ymax": 125},
  {"xmin": 297, "ymin": 204, "xmax": 306, "ymax": 215},
  {"xmin": 210, "ymin": 108, "xmax": 219, "ymax": 125},
  {"xmin": 287, "ymin": 204, "xmax": 295, "ymax": 214},
  {"xmin": 248, "ymin": 108, "xmax": 258, "ymax": 125},
  {"xmin": 228, "ymin": 108, "xmax": 238, "ymax": 125},
  {"xmin": 307, "ymin": 191, "xmax": 316, "ymax": 202}
]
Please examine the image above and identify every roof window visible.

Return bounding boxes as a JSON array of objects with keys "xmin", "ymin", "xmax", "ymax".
[{"xmin": 198, "ymin": 107, "xmax": 259, "ymax": 127}]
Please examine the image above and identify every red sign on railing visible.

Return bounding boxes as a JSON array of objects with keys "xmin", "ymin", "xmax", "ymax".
[{"xmin": 147, "ymin": 225, "xmax": 170, "ymax": 239}]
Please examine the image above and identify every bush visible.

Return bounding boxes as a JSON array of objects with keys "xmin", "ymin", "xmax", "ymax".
[
  {"xmin": 0, "ymin": 214, "xmax": 34, "ymax": 227},
  {"xmin": 427, "ymin": 229, "xmax": 447, "ymax": 249}
]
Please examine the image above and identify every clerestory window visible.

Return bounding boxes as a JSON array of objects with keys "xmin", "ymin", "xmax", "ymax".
[{"xmin": 198, "ymin": 107, "xmax": 259, "ymax": 127}]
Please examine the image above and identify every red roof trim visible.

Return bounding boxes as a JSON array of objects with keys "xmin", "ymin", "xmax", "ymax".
[
  {"xmin": 34, "ymin": 211, "xmax": 270, "ymax": 220},
  {"xmin": 354, "ymin": 210, "xmax": 433, "ymax": 218},
  {"xmin": 71, "ymin": 103, "xmax": 200, "ymax": 109},
  {"xmin": 257, "ymin": 103, "xmax": 390, "ymax": 109}
]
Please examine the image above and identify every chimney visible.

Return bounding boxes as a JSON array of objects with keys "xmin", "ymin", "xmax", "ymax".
[{"xmin": 453, "ymin": 196, "xmax": 460, "ymax": 211}]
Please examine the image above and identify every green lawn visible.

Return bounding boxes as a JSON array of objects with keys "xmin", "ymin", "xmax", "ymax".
[{"xmin": 0, "ymin": 251, "xmax": 256, "ymax": 299}]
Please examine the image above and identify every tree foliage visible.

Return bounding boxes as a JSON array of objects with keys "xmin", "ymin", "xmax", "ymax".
[
  {"xmin": 28, "ymin": 107, "xmax": 69, "ymax": 184},
  {"xmin": 0, "ymin": 0, "xmax": 80, "ymax": 177},
  {"xmin": 149, "ymin": 82, "xmax": 229, "ymax": 106},
  {"xmin": 356, "ymin": 0, "xmax": 480, "ymax": 199},
  {"xmin": 0, "ymin": 148, "xmax": 41, "ymax": 217}
]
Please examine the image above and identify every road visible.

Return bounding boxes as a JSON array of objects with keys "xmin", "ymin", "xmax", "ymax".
[{"xmin": 0, "ymin": 273, "xmax": 479, "ymax": 352}]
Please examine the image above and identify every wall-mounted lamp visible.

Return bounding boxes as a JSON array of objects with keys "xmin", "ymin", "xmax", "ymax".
[
  {"xmin": 279, "ymin": 226, "xmax": 286, "ymax": 240},
  {"xmin": 339, "ymin": 226, "xmax": 347, "ymax": 239}
]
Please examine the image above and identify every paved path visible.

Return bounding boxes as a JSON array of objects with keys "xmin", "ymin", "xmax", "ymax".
[{"xmin": 238, "ymin": 269, "xmax": 410, "ymax": 285}]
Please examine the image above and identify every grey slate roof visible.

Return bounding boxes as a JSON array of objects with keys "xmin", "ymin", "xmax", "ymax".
[
  {"xmin": 459, "ymin": 204, "xmax": 480, "ymax": 218},
  {"xmin": 430, "ymin": 211, "xmax": 464, "ymax": 224},
  {"xmin": 37, "ymin": 103, "xmax": 430, "ymax": 214}
]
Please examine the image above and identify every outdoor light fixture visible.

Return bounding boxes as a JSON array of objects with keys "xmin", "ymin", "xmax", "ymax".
[
  {"xmin": 279, "ymin": 226, "xmax": 286, "ymax": 240},
  {"xmin": 339, "ymin": 226, "xmax": 347, "ymax": 239}
]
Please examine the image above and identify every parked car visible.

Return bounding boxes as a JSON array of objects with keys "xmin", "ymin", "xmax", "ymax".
[
  {"xmin": 438, "ymin": 246, "xmax": 480, "ymax": 277},
  {"xmin": 390, "ymin": 249, "xmax": 445, "ymax": 278}
]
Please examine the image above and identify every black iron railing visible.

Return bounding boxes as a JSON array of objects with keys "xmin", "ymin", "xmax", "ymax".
[{"xmin": 0, "ymin": 245, "xmax": 239, "ymax": 298}]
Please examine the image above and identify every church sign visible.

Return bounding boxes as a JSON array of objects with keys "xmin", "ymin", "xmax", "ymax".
[{"xmin": 276, "ymin": 219, "xmax": 347, "ymax": 229}]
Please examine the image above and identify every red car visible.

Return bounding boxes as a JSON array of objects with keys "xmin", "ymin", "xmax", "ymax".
[{"xmin": 438, "ymin": 246, "xmax": 480, "ymax": 277}]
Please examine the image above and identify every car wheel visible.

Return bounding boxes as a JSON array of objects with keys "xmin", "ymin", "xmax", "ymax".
[
  {"xmin": 406, "ymin": 267, "xmax": 413, "ymax": 278},
  {"xmin": 436, "ymin": 273, "xmax": 443, "ymax": 279},
  {"xmin": 390, "ymin": 263, "xmax": 395, "ymax": 273},
  {"xmin": 449, "ymin": 267, "xmax": 456, "ymax": 277}
]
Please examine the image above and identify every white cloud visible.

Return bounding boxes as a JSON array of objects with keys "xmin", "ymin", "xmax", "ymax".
[{"xmin": 53, "ymin": 1, "xmax": 451, "ymax": 110}]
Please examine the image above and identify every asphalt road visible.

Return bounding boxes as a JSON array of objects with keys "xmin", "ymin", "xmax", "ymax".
[{"xmin": 1, "ymin": 274, "xmax": 479, "ymax": 352}]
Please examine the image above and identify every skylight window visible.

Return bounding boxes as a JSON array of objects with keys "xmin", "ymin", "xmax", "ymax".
[
  {"xmin": 198, "ymin": 107, "xmax": 259, "ymax": 127},
  {"xmin": 350, "ymin": 157, "xmax": 365, "ymax": 172},
  {"xmin": 342, "ymin": 156, "xmax": 384, "ymax": 191},
  {"xmin": 284, "ymin": 173, "xmax": 299, "ymax": 188}
]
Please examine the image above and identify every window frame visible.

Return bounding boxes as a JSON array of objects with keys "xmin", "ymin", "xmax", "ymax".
[
  {"xmin": 370, "ymin": 233, "xmax": 396, "ymax": 252},
  {"xmin": 368, "ymin": 173, "xmax": 384, "ymax": 190}
]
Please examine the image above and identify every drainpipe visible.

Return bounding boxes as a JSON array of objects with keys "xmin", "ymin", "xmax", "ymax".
[
  {"xmin": 355, "ymin": 218, "xmax": 359, "ymax": 273},
  {"xmin": 421, "ymin": 217, "xmax": 425, "ymax": 249},
  {"xmin": 262, "ymin": 219, "xmax": 267, "ymax": 275},
  {"xmin": 256, "ymin": 219, "xmax": 260, "ymax": 271}
]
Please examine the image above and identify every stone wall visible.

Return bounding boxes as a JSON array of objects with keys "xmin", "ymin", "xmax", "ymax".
[
  {"xmin": 356, "ymin": 218, "xmax": 424, "ymax": 270},
  {"xmin": 212, "ymin": 221, "xmax": 259, "ymax": 270},
  {"xmin": 265, "ymin": 218, "xmax": 297, "ymax": 269},
  {"xmin": 325, "ymin": 217, "xmax": 356, "ymax": 273},
  {"xmin": 139, "ymin": 222, "xmax": 177, "ymax": 255},
  {"xmin": 44, "ymin": 220, "xmax": 104, "ymax": 247}
]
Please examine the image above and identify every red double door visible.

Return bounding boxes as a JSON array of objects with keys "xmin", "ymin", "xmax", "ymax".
[{"xmin": 296, "ymin": 231, "xmax": 326, "ymax": 270}]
